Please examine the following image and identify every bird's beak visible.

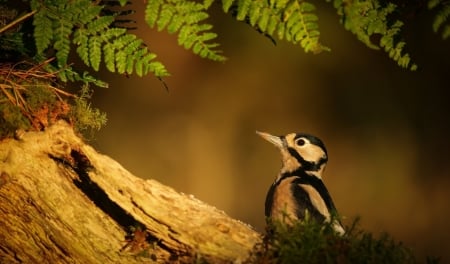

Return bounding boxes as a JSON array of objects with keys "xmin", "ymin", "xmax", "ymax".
[{"xmin": 256, "ymin": 131, "xmax": 284, "ymax": 149}]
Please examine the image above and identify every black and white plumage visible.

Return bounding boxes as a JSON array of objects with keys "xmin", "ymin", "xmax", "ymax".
[{"xmin": 257, "ymin": 131, "xmax": 345, "ymax": 235}]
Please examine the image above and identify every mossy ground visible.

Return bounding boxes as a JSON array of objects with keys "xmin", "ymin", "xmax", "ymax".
[
  {"xmin": 0, "ymin": 62, "xmax": 106, "ymax": 139},
  {"xmin": 250, "ymin": 216, "xmax": 440, "ymax": 264}
]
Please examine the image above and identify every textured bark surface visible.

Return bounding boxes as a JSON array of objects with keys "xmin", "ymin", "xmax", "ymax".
[{"xmin": 0, "ymin": 121, "xmax": 261, "ymax": 263}]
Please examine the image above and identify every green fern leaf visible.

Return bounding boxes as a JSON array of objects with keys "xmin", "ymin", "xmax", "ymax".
[
  {"xmin": 125, "ymin": 55, "xmax": 135, "ymax": 75},
  {"xmin": 54, "ymin": 19, "xmax": 73, "ymax": 67},
  {"xmin": 225, "ymin": 0, "xmax": 327, "ymax": 53},
  {"xmin": 248, "ymin": 2, "xmax": 261, "ymax": 26},
  {"xmin": 129, "ymin": 49, "xmax": 147, "ymax": 75},
  {"xmin": 124, "ymin": 39, "xmax": 144, "ymax": 56},
  {"xmin": 267, "ymin": 15, "xmax": 278, "ymax": 35},
  {"xmin": 277, "ymin": 23, "xmax": 286, "ymax": 40},
  {"xmin": 103, "ymin": 43, "xmax": 116, "ymax": 72},
  {"xmin": 33, "ymin": 10, "xmax": 53, "ymax": 55},
  {"xmin": 300, "ymin": 1, "xmax": 315, "ymax": 12},
  {"xmin": 146, "ymin": 0, "xmax": 224, "ymax": 61},
  {"xmin": 115, "ymin": 50, "xmax": 127, "ymax": 74},
  {"xmin": 118, "ymin": 0, "xmax": 128, "ymax": 6},
  {"xmin": 136, "ymin": 52, "xmax": 157, "ymax": 77},
  {"xmin": 157, "ymin": 5, "xmax": 175, "ymax": 30},
  {"xmin": 29, "ymin": 0, "xmax": 170, "ymax": 81},
  {"xmin": 236, "ymin": 0, "xmax": 252, "ymax": 21},
  {"xmin": 331, "ymin": 0, "xmax": 416, "ymax": 70},
  {"xmin": 103, "ymin": 28, "xmax": 128, "ymax": 40},
  {"xmin": 112, "ymin": 34, "xmax": 136, "ymax": 50},
  {"xmin": 168, "ymin": 13, "xmax": 185, "ymax": 33},
  {"xmin": 203, "ymin": 0, "xmax": 215, "ymax": 9},
  {"xmin": 87, "ymin": 16, "xmax": 115, "ymax": 33},
  {"xmin": 179, "ymin": 25, "xmax": 196, "ymax": 48},
  {"xmin": 147, "ymin": 61, "xmax": 169, "ymax": 77},
  {"xmin": 429, "ymin": 0, "xmax": 450, "ymax": 39},
  {"xmin": 443, "ymin": 25, "xmax": 450, "ymax": 39},
  {"xmin": 145, "ymin": 0, "xmax": 164, "ymax": 27},
  {"xmin": 88, "ymin": 36, "xmax": 102, "ymax": 71},
  {"xmin": 428, "ymin": 0, "xmax": 441, "ymax": 9},
  {"xmin": 74, "ymin": 28, "xmax": 90, "ymax": 66},
  {"xmin": 77, "ymin": 2, "xmax": 102, "ymax": 24},
  {"xmin": 258, "ymin": 8, "xmax": 271, "ymax": 30},
  {"xmin": 222, "ymin": 0, "xmax": 235, "ymax": 12}
]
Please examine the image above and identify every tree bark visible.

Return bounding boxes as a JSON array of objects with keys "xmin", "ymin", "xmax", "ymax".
[{"xmin": 0, "ymin": 121, "xmax": 262, "ymax": 263}]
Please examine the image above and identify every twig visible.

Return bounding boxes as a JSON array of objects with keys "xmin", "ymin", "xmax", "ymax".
[{"xmin": 0, "ymin": 10, "xmax": 37, "ymax": 34}]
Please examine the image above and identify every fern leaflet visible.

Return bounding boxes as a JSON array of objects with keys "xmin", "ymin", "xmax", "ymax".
[
  {"xmin": 30, "ymin": 0, "xmax": 169, "ymax": 80},
  {"xmin": 145, "ymin": 0, "xmax": 225, "ymax": 61},
  {"xmin": 330, "ymin": 0, "xmax": 417, "ymax": 70},
  {"xmin": 429, "ymin": 0, "xmax": 450, "ymax": 40},
  {"xmin": 224, "ymin": 0, "xmax": 328, "ymax": 54}
]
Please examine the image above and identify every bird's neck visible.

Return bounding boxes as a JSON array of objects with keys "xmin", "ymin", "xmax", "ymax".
[{"xmin": 275, "ymin": 167, "xmax": 323, "ymax": 184}]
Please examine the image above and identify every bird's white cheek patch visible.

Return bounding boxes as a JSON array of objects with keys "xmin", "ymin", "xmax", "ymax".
[
  {"xmin": 299, "ymin": 184, "xmax": 330, "ymax": 221},
  {"xmin": 298, "ymin": 144, "xmax": 326, "ymax": 163},
  {"xmin": 271, "ymin": 177, "xmax": 297, "ymax": 223}
]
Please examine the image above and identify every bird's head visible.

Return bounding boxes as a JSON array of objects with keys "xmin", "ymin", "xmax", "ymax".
[{"xmin": 257, "ymin": 131, "xmax": 328, "ymax": 178}]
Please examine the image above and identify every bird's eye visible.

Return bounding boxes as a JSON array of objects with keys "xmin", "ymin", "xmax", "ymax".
[{"xmin": 296, "ymin": 138, "xmax": 306, "ymax": 146}]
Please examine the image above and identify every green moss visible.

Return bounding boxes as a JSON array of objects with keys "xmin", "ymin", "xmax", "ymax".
[
  {"xmin": 0, "ymin": 68, "xmax": 106, "ymax": 139},
  {"xmin": 251, "ymin": 217, "xmax": 437, "ymax": 264},
  {"xmin": 70, "ymin": 84, "xmax": 107, "ymax": 135},
  {"xmin": 0, "ymin": 101, "xmax": 31, "ymax": 138}
]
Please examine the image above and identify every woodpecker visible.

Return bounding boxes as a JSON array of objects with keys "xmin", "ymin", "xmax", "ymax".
[{"xmin": 257, "ymin": 131, "xmax": 345, "ymax": 235}]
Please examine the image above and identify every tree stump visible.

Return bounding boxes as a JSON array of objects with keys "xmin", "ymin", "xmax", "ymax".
[{"xmin": 0, "ymin": 121, "xmax": 261, "ymax": 263}]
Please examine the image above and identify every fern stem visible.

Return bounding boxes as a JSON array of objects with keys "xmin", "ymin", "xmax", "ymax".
[{"xmin": 0, "ymin": 10, "xmax": 37, "ymax": 34}]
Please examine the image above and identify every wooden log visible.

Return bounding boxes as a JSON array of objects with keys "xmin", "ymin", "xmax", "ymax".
[{"xmin": 0, "ymin": 121, "xmax": 262, "ymax": 263}]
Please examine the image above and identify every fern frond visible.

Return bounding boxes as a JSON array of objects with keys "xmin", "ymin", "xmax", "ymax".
[
  {"xmin": 73, "ymin": 28, "xmax": 88, "ymax": 66},
  {"xmin": 224, "ymin": 0, "xmax": 328, "ymax": 54},
  {"xmin": 53, "ymin": 19, "xmax": 73, "ymax": 67},
  {"xmin": 32, "ymin": 9, "xmax": 53, "ymax": 56},
  {"xmin": 87, "ymin": 16, "xmax": 115, "ymax": 33},
  {"xmin": 330, "ymin": 0, "xmax": 417, "ymax": 70},
  {"xmin": 145, "ymin": 0, "xmax": 225, "ymax": 61},
  {"xmin": 88, "ymin": 36, "xmax": 102, "ymax": 71},
  {"xmin": 77, "ymin": 3, "xmax": 103, "ymax": 24},
  {"xmin": 428, "ymin": 0, "xmax": 450, "ymax": 40},
  {"xmin": 30, "ymin": 0, "xmax": 169, "ymax": 79}
]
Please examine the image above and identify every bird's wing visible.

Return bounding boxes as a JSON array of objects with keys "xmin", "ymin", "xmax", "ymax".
[{"xmin": 294, "ymin": 176, "xmax": 345, "ymax": 234}]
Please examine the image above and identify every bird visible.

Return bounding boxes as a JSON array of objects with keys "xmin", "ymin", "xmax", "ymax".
[{"xmin": 256, "ymin": 131, "xmax": 345, "ymax": 235}]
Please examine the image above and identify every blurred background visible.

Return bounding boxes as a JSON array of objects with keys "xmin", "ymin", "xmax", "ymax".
[{"xmin": 90, "ymin": 1, "xmax": 449, "ymax": 261}]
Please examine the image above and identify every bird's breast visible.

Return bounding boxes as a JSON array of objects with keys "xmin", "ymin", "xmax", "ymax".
[{"xmin": 267, "ymin": 177, "xmax": 298, "ymax": 224}]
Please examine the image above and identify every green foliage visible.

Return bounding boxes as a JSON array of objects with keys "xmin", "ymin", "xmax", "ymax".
[
  {"xmin": 253, "ymin": 216, "xmax": 436, "ymax": 264},
  {"xmin": 428, "ymin": 0, "xmax": 450, "ymax": 39},
  {"xmin": 329, "ymin": 0, "xmax": 417, "ymax": 71},
  {"xmin": 145, "ymin": 0, "xmax": 225, "ymax": 61},
  {"xmin": 30, "ymin": 0, "xmax": 169, "ymax": 79},
  {"xmin": 223, "ymin": 0, "xmax": 329, "ymax": 54},
  {"xmin": 0, "ymin": 63, "xmax": 106, "ymax": 139},
  {"xmin": 0, "ymin": 0, "xmax": 448, "ymax": 138},
  {"xmin": 0, "ymin": 102, "xmax": 31, "ymax": 138},
  {"xmin": 70, "ymin": 84, "xmax": 107, "ymax": 134}
]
